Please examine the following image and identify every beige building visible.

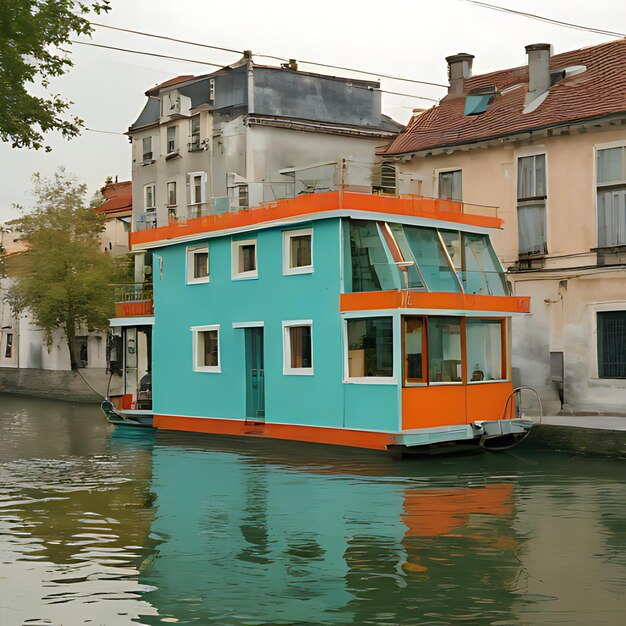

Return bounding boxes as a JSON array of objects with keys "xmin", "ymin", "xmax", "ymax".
[{"xmin": 379, "ymin": 39, "xmax": 626, "ymax": 414}]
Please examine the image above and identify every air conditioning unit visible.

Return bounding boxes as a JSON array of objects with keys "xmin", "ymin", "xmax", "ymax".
[{"xmin": 144, "ymin": 213, "xmax": 157, "ymax": 228}]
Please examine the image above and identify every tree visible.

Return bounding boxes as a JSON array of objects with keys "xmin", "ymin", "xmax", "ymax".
[
  {"xmin": 0, "ymin": 0, "xmax": 110, "ymax": 152},
  {"xmin": 7, "ymin": 169, "xmax": 119, "ymax": 369}
]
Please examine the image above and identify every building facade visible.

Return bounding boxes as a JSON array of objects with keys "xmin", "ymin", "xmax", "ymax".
[
  {"xmin": 126, "ymin": 56, "xmax": 403, "ymax": 283},
  {"xmin": 379, "ymin": 39, "xmax": 626, "ymax": 414}
]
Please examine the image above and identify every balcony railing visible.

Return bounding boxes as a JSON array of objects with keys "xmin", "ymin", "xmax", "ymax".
[
  {"xmin": 133, "ymin": 159, "xmax": 500, "ymax": 232},
  {"xmin": 115, "ymin": 282, "xmax": 153, "ymax": 303}
]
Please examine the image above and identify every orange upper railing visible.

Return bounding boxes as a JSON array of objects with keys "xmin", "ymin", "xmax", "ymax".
[{"xmin": 131, "ymin": 191, "xmax": 503, "ymax": 248}]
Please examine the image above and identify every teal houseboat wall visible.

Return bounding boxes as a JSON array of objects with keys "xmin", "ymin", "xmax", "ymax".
[{"xmin": 151, "ymin": 217, "xmax": 400, "ymax": 432}]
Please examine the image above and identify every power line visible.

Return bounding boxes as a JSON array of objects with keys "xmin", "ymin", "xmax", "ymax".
[
  {"xmin": 91, "ymin": 22, "xmax": 242, "ymax": 55},
  {"xmin": 85, "ymin": 127, "xmax": 126, "ymax": 135},
  {"xmin": 73, "ymin": 40, "xmax": 227, "ymax": 68},
  {"xmin": 89, "ymin": 21, "xmax": 448, "ymax": 88},
  {"xmin": 74, "ymin": 39, "xmax": 441, "ymax": 103},
  {"xmin": 460, "ymin": 1, "xmax": 625, "ymax": 38}
]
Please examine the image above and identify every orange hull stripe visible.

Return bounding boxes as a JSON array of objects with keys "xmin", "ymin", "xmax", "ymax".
[
  {"xmin": 131, "ymin": 192, "xmax": 502, "ymax": 247},
  {"xmin": 340, "ymin": 290, "xmax": 530, "ymax": 314},
  {"xmin": 154, "ymin": 415, "xmax": 395, "ymax": 450}
]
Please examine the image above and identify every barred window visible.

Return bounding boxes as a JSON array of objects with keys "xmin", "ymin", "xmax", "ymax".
[{"xmin": 597, "ymin": 311, "xmax": 626, "ymax": 378}]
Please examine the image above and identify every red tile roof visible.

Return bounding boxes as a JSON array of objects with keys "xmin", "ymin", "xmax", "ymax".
[
  {"xmin": 145, "ymin": 75, "xmax": 195, "ymax": 95},
  {"xmin": 381, "ymin": 39, "xmax": 626, "ymax": 155},
  {"xmin": 94, "ymin": 181, "xmax": 132, "ymax": 214}
]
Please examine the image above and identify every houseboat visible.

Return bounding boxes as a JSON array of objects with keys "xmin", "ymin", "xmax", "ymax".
[{"xmin": 107, "ymin": 189, "xmax": 534, "ymax": 452}]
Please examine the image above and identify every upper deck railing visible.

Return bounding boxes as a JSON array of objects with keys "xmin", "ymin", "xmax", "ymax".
[{"xmin": 134, "ymin": 159, "xmax": 500, "ymax": 233}]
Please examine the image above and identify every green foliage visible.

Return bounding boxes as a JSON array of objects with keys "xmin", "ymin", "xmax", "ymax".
[
  {"xmin": 9, "ymin": 169, "xmax": 120, "ymax": 368},
  {"xmin": 0, "ymin": 0, "xmax": 110, "ymax": 151}
]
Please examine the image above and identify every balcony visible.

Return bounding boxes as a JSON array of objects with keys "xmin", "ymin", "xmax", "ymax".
[
  {"xmin": 131, "ymin": 159, "xmax": 502, "ymax": 242},
  {"xmin": 114, "ymin": 283, "xmax": 154, "ymax": 318}
]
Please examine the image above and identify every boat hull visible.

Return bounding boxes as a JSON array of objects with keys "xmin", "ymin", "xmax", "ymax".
[{"xmin": 152, "ymin": 414, "xmax": 533, "ymax": 452}]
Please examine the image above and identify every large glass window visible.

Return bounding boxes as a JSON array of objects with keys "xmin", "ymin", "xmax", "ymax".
[
  {"xmin": 402, "ymin": 226, "xmax": 461, "ymax": 293},
  {"xmin": 596, "ymin": 147, "xmax": 626, "ymax": 247},
  {"xmin": 466, "ymin": 319, "xmax": 504, "ymax": 381},
  {"xmin": 427, "ymin": 317, "xmax": 462, "ymax": 383},
  {"xmin": 440, "ymin": 231, "xmax": 508, "ymax": 296},
  {"xmin": 348, "ymin": 220, "xmax": 400, "ymax": 293},
  {"xmin": 347, "ymin": 317, "xmax": 393, "ymax": 379},
  {"xmin": 517, "ymin": 154, "xmax": 547, "ymax": 255},
  {"xmin": 597, "ymin": 311, "xmax": 626, "ymax": 378},
  {"xmin": 404, "ymin": 317, "xmax": 426, "ymax": 383}
]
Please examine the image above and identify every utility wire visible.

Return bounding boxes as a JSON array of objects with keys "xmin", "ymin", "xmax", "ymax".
[
  {"xmin": 90, "ymin": 21, "xmax": 448, "ymax": 88},
  {"xmin": 74, "ymin": 39, "xmax": 442, "ymax": 103},
  {"xmin": 72, "ymin": 40, "xmax": 227, "ymax": 68},
  {"xmin": 460, "ymin": 1, "xmax": 625, "ymax": 38},
  {"xmin": 85, "ymin": 127, "xmax": 126, "ymax": 135},
  {"xmin": 91, "ymin": 22, "xmax": 242, "ymax": 55}
]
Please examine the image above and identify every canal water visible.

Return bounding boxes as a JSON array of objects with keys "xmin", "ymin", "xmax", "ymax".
[{"xmin": 1, "ymin": 395, "xmax": 625, "ymax": 625}]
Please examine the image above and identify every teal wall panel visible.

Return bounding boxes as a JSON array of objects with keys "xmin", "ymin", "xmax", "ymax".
[{"xmin": 151, "ymin": 217, "xmax": 399, "ymax": 431}]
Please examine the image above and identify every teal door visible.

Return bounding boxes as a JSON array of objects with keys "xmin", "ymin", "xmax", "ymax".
[{"xmin": 245, "ymin": 327, "xmax": 265, "ymax": 422}]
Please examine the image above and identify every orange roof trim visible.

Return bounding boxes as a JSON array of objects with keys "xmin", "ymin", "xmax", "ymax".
[{"xmin": 131, "ymin": 192, "xmax": 503, "ymax": 248}]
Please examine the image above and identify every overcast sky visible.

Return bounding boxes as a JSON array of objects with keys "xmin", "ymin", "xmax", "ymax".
[{"xmin": 1, "ymin": 0, "xmax": 624, "ymax": 222}]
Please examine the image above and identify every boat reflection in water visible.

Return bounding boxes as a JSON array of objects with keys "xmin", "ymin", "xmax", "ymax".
[{"xmin": 132, "ymin": 433, "xmax": 522, "ymax": 625}]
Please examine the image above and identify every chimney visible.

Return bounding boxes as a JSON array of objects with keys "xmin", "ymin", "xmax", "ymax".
[
  {"xmin": 446, "ymin": 53, "xmax": 474, "ymax": 96},
  {"xmin": 525, "ymin": 43, "xmax": 552, "ymax": 104}
]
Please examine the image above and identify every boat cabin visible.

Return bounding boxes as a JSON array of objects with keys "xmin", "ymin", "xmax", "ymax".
[{"xmin": 116, "ymin": 191, "xmax": 530, "ymax": 451}]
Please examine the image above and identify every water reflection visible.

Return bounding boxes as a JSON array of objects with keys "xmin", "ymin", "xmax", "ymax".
[{"xmin": 1, "ymin": 395, "xmax": 626, "ymax": 625}]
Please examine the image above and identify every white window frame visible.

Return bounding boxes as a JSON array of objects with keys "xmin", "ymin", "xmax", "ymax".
[
  {"xmin": 191, "ymin": 324, "xmax": 221, "ymax": 373},
  {"xmin": 231, "ymin": 238, "xmax": 258, "ymax": 280},
  {"xmin": 343, "ymin": 314, "xmax": 397, "ymax": 385},
  {"xmin": 142, "ymin": 136, "xmax": 152, "ymax": 162},
  {"xmin": 189, "ymin": 115, "xmax": 201, "ymax": 150},
  {"xmin": 188, "ymin": 171, "xmax": 207, "ymax": 206},
  {"xmin": 434, "ymin": 167, "xmax": 463, "ymax": 202},
  {"xmin": 514, "ymin": 147, "xmax": 549, "ymax": 256},
  {"xmin": 283, "ymin": 320, "xmax": 314, "ymax": 376},
  {"xmin": 594, "ymin": 141, "xmax": 626, "ymax": 248},
  {"xmin": 282, "ymin": 227, "xmax": 313, "ymax": 275},
  {"xmin": 144, "ymin": 183, "xmax": 156, "ymax": 211},
  {"xmin": 166, "ymin": 180, "xmax": 177, "ymax": 207},
  {"xmin": 186, "ymin": 245, "xmax": 210, "ymax": 284},
  {"xmin": 166, "ymin": 125, "xmax": 177, "ymax": 154},
  {"xmin": 590, "ymin": 301, "xmax": 626, "ymax": 383}
]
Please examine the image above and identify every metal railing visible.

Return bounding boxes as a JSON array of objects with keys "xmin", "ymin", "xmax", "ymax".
[
  {"xmin": 114, "ymin": 283, "xmax": 153, "ymax": 303},
  {"xmin": 133, "ymin": 159, "xmax": 500, "ymax": 231}
]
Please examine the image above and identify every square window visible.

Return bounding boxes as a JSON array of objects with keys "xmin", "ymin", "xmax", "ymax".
[
  {"xmin": 283, "ymin": 322, "xmax": 313, "ymax": 375},
  {"xmin": 232, "ymin": 239, "xmax": 258, "ymax": 280},
  {"xmin": 346, "ymin": 317, "xmax": 394, "ymax": 381},
  {"xmin": 192, "ymin": 326, "xmax": 220, "ymax": 372},
  {"xmin": 283, "ymin": 228, "xmax": 313, "ymax": 275},
  {"xmin": 187, "ymin": 246, "xmax": 209, "ymax": 284}
]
